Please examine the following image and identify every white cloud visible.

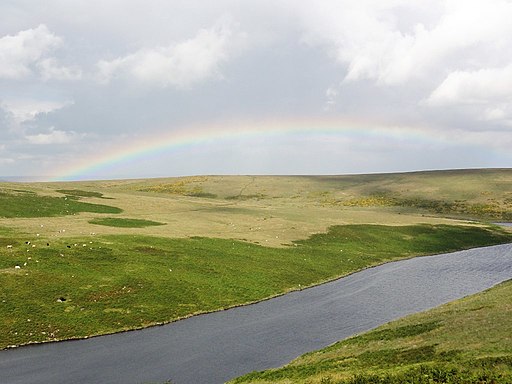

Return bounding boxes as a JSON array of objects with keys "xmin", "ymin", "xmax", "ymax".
[
  {"xmin": 427, "ymin": 65, "xmax": 512, "ymax": 106},
  {"xmin": 97, "ymin": 19, "xmax": 240, "ymax": 88},
  {"xmin": 296, "ymin": 0, "xmax": 512, "ymax": 85},
  {"xmin": 1, "ymin": 99, "xmax": 73, "ymax": 124},
  {"xmin": 484, "ymin": 107, "xmax": 507, "ymax": 121},
  {"xmin": 0, "ymin": 25, "xmax": 62, "ymax": 79},
  {"xmin": 0, "ymin": 158, "xmax": 15, "ymax": 165},
  {"xmin": 25, "ymin": 127, "xmax": 80, "ymax": 145},
  {"xmin": 323, "ymin": 85, "xmax": 339, "ymax": 110},
  {"xmin": 426, "ymin": 64, "xmax": 512, "ymax": 125},
  {"xmin": 37, "ymin": 58, "xmax": 82, "ymax": 81}
]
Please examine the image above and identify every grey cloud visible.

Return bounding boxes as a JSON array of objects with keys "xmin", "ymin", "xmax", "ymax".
[
  {"xmin": 0, "ymin": 1, "xmax": 511, "ymax": 178},
  {"xmin": 96, "ymin": 18, "xmax": 243, "ymax": 88}
]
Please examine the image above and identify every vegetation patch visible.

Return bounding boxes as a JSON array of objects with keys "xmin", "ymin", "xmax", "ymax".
[
  {"xmin": 0, "ymin": 190, "xmax": 122, "ymax": 218},
  {"xmin": 340, "ymin": 193, "xmax": 512, "ymax": 221},
  {"xmin": 137, "ymin": 177, "xmax": 216, "ymax": 198},
  {"xmin": 56, "ymin": 189, "xmax": 105, "ymax": 198},
  {"xmin": 230, "ymin": 280, "xmax": 512, "ymax": 383},
  {"xmin": 89, "ymin": 217, "xmax": 165, "ymax": 228},
  {"xmin": 205, "ymin": 206, "xmax": 258, "ymax": 215},
  {"xmin": 344, "ymin": 321, "xmax": 442, "ymax": 344},
  {"xmin": 225, "ymin": 194, "xmax": 267, "ymax": 201},
  {"xmin": 0, "ymin": 224, "xmax": 510, "ymax": 349},
  {"xmin": 186, "ymin": 192, "xmax": 217, "ymax": 198}
]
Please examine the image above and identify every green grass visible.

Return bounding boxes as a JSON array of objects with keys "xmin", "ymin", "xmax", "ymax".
[
  {"xmin": 343, "ymin": 194, "xmax": 512, "ymax": 221},
  {"xmin": 0, "ymin": 224, "xmax": 510, "ymax": 349},
  {"xmin": 0, "ymin": 189, "xmax": 122, "ymax": 218},
  {"xmin": 231, "ymin": 280, "xmax": 512, "ymax": 384},
  {"xmin": 135, "ymin": 177, "xmax": 217, "ymax": 198},
  {"xmin": 56, "ymin": 189, "xmax": 105, "ymax": 198},
  {"xmin": 88, "ymin": 217, "xmax": 166, "ymax": 228}
]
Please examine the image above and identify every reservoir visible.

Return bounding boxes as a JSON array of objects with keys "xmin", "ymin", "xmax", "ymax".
[{"xmin": 1, "ymin": 243, "xmax": 511, "ymax": 384}]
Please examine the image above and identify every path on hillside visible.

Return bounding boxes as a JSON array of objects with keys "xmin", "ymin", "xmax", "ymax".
[{"xmin": 1, "ymin": 243, "xmax": 511, "ymax": 384}]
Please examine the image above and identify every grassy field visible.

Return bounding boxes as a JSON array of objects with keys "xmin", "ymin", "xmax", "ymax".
[
  {"xmin": 0, "ymin": 169, "xmax": 511, "ymax": 351},
  {"xmin": 2, "ymin": 169, "xmax": 511, "ymax": 248},
  {"xmin": 88, "ymin": 217, "xmax": 166, "ymax": 228},
  {"xmin": 0, "ymin": 189, "xmax": 121, "ymax": 218},
  {"xmin": 231, "ymin": 279, "xmax": 512, "ymax": 384},
  {"xmin": 2, "ymin": 223, "xmax": 509, "ymax": 349}
]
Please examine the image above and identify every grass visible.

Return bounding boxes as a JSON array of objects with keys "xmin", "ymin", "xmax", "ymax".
[
  {"xmin": 88, "ymin": 217, "xmax": 166, "ymax": 228},
  {"xmin": 0, "ymin": 189, "xmax": 122, "ymax": 218},
  {"xmin": 0, "ymin": 169, "xmax": 510, "ymax": 354},
  {"xmin": 342, "ymin": 194, "xmax": 512, "ymax": 221},
  {"xmin": 1, "ymin": 223, "xmax": 510, "ymax": 349},
  {"xmin": 230, "ymin": 280, "xmax": 512, "ymax": 384},
  {"xmin": 2, "ymin": 170, "xmax": 511, "ymax": 248},
  {"xmin": 56, "ymin": 189, "xmax": 106, "ymax": 198},
  {"xmin": 136, "ymin": 177, "xmax": 217, "ymax": 198}
]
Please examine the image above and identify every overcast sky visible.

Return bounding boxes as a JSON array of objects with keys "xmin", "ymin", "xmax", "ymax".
[{"xmin": 1, "ymin": 0, "xmax": 511, "ymax": 180}]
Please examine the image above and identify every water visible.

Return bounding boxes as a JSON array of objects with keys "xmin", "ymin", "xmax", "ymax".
[{"xmin": 1, "ymin": 243, "xmax": 511, "ymax": 384}]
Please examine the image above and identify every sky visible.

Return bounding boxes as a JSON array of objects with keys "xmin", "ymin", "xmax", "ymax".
[{"xmin": 1, "ymin": 0, "xmax": 511, "ymax": 180}]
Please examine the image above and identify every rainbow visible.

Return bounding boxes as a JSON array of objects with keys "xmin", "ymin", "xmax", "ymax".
[{"xmin": 50, "ymin": 117, "xmax": 461, "ymax": 181}]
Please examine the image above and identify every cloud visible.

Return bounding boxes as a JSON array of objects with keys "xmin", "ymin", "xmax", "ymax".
[
  {"xmin": 97, "ymin": 19, "xmax": 240, "ymax": 88},
  {"xmin": 0, "ymin": 24, "xmax": 62, "ymax": 79},
  {"xmin": 0, "ymin": 1, "xmax": 511, "ymax": 177},
  {"xmin": 427, "ymin": 65, "xmax": 512, "ymax": 106},
  {"xmin": 426, "ymin": 64, "xmax": 512, "ymax": 125},
  {"xmin": 296, "ymin": 0, "xmax": 512, "ymax": 85},
  {"xmin": 323, "ymin": 85, "xmax": 339, "ymax": 110},
  {"xmin": 0, "ymin": 24, "xmax": 80, "ymax": 81},
  {"xmin": 24, "ymin": 127, "xmax": 80, "ymax": 145},
  {"xmin": 37, "ymin": 58, "xmax": 82, "ymax": 81},
  {"xmin": 1, "ymin": 99, "xmax": 73, "ymax": 124},
  {"xmin": 0, "ymin": 157, "xmax": 15, "ymax": 165}
]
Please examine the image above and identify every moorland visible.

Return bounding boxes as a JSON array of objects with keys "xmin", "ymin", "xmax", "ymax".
[{"xmin": 1, "ymin": 169, "xmax": 511, "ymax": 381}]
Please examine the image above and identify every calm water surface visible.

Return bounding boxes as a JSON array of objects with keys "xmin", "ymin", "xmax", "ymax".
[{"xmin": 1, "ymin": 243, "xmax": 511, "ymax": 384}]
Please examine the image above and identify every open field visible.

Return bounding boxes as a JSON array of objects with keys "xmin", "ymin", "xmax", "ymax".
[
  {"xmin": 2, "ymin": 224, "xmax": 509, "ymax": 349},
  {"xmin": 2, "ymin": 169, "xmax": 511, "ymax": 248},
  {"xmin": 231, "ymin": 279, "xmax": 512, "ymax": 384},
  {"xmin": 1, "ymin": 169, "xmax": 511, "ymax": 351}
]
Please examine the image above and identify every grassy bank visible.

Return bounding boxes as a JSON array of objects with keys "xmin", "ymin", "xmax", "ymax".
[
  {"xmin": 1, "ymin": 224, "xmax": 510, "ymax": 349},
  {"xmin": 231, "ymin": 280, "xmax": 512, "ymax": 384},
  {"xmin": 0, "ymin": 189, "xmax": 121, "ymax": 218}
]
